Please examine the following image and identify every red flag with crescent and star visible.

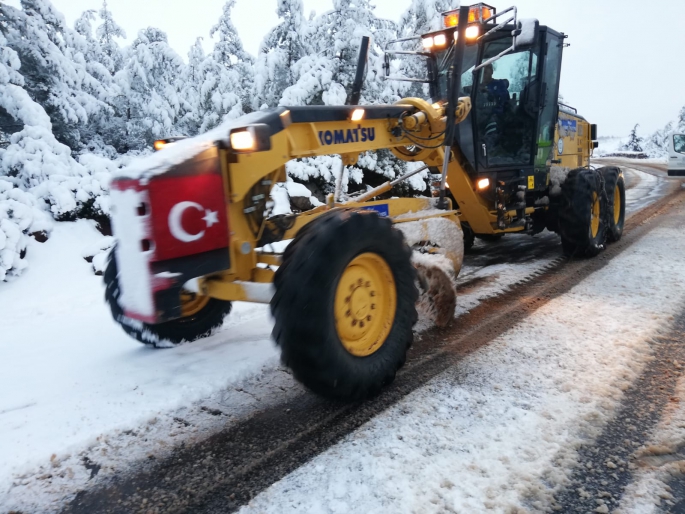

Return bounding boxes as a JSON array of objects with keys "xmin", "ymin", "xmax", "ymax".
[{"xmin": 148, "ymin": 174, "xmax": 229, "ymax": 262}]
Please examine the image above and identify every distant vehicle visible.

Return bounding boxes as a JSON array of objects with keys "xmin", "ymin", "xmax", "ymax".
[{"xmin": 668, "ymin": 133, "xmax": 685, "ymax": 177}]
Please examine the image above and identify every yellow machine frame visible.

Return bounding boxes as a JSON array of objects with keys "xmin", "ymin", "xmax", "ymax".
[{"xmin": 192, "ymin": 98, "xmax": 478, "ymax": 302}]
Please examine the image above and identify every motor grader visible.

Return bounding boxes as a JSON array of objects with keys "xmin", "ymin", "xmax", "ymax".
[{"xmin": 105, "ymin": 3, "xmax": 625, "ymax": 400}]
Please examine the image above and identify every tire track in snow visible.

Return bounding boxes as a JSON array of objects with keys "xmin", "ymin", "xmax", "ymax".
[
  {"xmin": 62, "ymin": 181, "xmax": 685, "ymax": 514},
  {"xmin": 551, "ymin": 309, "xmax": 685, "ymax": 513}
]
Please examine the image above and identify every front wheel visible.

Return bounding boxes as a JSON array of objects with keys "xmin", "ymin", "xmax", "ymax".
[
  {"xmin": 104, "ymin": 251, "xmax": 232, "ymax": 348},
  {"xmin": 271, "ymin": 210, "xmax": 418, "ymax": 400}
]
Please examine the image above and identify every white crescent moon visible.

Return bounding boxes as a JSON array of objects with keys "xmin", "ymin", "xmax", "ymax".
[{"xmin": 168, "ymin": 201, "xmax": 205, "ymax": 243}]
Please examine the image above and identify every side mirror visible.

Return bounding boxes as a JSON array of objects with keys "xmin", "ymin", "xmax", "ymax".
[
  {"xmin": 515, "ymin": 19, "xmax": 539, "ymax": 50},
  {"xmin": 591, "ymin": 124, "xmax": 598, "ymax": 141},
  {"xmin": 593, "ymin": 141, "xmax": 599, "ymax": 149}
]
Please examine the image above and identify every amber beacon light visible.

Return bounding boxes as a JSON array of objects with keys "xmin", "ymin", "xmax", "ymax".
[{"xmin": 442, "ymin": 3, "xmax": 495, "ymax": 28}]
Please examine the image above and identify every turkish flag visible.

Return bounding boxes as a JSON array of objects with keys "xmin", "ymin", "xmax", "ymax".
[{"xmin": 148, "ymin": 173, "xmax": 229, "ymax": 262}]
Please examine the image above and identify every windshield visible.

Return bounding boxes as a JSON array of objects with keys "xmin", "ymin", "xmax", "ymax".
[
  {"xmin": 674, "ymin": 134, "xmax": 685, "ymax": 154},
  {"xmin": 434, "ymin": 44, "xmax": 479, "ymax": 101},
  {"xmin": 474, "ymin": 37, "xmax": 539, "ymax": 167}
]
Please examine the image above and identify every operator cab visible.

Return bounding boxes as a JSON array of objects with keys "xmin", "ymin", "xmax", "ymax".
[{"xmin": 385, "ymin": 3, "xmax": 566, "ymax": 206}]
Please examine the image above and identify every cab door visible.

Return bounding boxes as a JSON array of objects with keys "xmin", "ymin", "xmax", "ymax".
[
  {"xmin": 534, "ymin": 28, "xmax": 564, "ymax": 182},
  {"xmin": 472, "ymin": 37, "xmax": 540, "ymax": 172}
]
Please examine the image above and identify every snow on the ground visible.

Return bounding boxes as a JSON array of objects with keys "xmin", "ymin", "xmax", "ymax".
[
  {"xmin": 0, "ymin": 221, "xmax": 565, "ymax": 512},
  {"xmin": 238, "ymin": 220, "xmax": 685, "ymax": 513},
  {"xmin": 0, "ymin": 165, "xmax": 671, "ymax": 511},
  {"xmin": 0, "ymin": 220, "xmax": 281, "ymax": 509},
  {"xmin": 617, "ymin": 376, "xmax": 685, "ymax": 513}
]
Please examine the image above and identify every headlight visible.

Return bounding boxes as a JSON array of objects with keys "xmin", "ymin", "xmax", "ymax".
[
  {"xmin": 228, "ymin": 124, "xmax": 272, "ymax": 154},
  {"xmin": 433, "ymin": 33, "xmax": 447, "ymax": 47},
  {"xmin": 230, "ymin": 131, "xmax": 255, "ymax": 151}
]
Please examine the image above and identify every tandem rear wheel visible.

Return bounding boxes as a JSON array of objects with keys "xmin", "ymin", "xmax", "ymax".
[
  {"xmin": 271, "ymin": 210, "xmax": 418, "ymax": 401},
  {"xmin": 558, "ymin": 168, "xmax": 606, "ymax": 257},
  {"xmin": 557, "ymin": 166, "xmax": 625, "ymax": 258}
]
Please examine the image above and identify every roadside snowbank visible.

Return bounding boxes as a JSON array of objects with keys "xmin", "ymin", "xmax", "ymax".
[{"xmin": 0, "ymin": 220, "xmax": 279, "ymax": 510}]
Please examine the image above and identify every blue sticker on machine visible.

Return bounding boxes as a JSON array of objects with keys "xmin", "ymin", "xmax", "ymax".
[
  {"xmin": 559, "ymin": 120, "xmax": 578, "ymax": 132},
  {"xmin": 359, "ymin": 204, "xmax": 389, "ymax": 217}
]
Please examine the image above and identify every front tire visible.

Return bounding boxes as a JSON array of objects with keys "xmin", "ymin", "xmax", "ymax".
[
  {"xmin": 558, "ymin": 168, "xmax": 607, "ymax": 257},
  {"xmin": 271, "ymin": 210, "xmax": 418, "ymax": 400},
  {"xmin": 104, "ymin": 251, "xmax": 232, "ymax": 348}
]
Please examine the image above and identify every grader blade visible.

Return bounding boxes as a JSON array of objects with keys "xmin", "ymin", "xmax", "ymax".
[
  {"xmin": 394, "ymin": 216, "xmax": 463, "ymax": 327},
  {"xmin": 413, "ymin": 259, "xmax": 457, "ymax": 328}
]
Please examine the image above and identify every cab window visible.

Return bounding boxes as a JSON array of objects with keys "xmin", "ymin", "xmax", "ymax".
[
  {"xmin": 475, "ymin": 39, "xmax": 538, "ymax": 167},
  {"xmin": 674, "ymin": 134, "xmax": 685, "ymax": 154}
]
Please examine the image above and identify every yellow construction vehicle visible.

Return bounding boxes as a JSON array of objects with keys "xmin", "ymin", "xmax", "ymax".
[{"xmin": 105, "ymin": 3, "xmax": 625, "ymax": 400}]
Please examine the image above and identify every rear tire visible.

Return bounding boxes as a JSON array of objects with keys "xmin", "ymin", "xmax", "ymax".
[
  {"xmin": 599, "ymin": 166, "xmax": 625, "ymax": 243},
  {"xmin": 271, "ymin": 210, "xmax": 418, "ymax": 400},
  {"xmin": 558, "ymin": 168, "xmax": 607, "ymax": 257},
  {"xmin": 104, "ymin": 250, "xmax": 232, "ymax": 347}
]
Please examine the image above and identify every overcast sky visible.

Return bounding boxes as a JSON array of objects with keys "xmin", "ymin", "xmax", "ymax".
[{"xmin": 8, "ymin": 0, "xmax": 685, "ymax": 136}]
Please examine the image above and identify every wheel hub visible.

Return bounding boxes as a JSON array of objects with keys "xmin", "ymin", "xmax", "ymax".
[
  {"xmin": 335, "ymin": 253, "xmax": 396, "ymax": 357},
  {"xmin": 180, "ymin": 292, "xmax": 210, "ymax": 317}
]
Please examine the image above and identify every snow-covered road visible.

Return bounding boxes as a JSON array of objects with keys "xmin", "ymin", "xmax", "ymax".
[
  {"xmin": 238, "ymin": 192, "xmax": 685, "ymax": 514},
  {"xmin": 0, "ymin": 165, "xmax": 681, "ymax": 512}
]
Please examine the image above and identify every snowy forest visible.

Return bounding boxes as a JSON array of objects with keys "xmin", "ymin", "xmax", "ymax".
[{"xmin": 0, "ymin": 0, "xmax": 683, "ymax": 281}]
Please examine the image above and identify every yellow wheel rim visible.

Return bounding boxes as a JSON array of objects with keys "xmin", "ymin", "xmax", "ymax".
[
  {"xmin": 613, "ymin": 183, "xmax": 621, "ymax": 225},
  {"xmin": 334, "ymin": 253, "xmax": 397, "ymax": 357},
  {"xmin": 180, "ymin": 292, "xmax": 210, "ymax": 317},
  {"xmin": 591, "ymin": 191, "xmax": 600, "ymax": 238}
]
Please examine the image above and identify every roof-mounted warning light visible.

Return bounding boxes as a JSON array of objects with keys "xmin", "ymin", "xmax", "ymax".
[{"xmin": 442, "ymin": 3, "xmax": 496, "ymax": 28}]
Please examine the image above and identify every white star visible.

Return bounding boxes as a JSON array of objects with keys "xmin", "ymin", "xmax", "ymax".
[{"xmin": 202, "ymin": 209, "xmax": 219, "ymax": 228}]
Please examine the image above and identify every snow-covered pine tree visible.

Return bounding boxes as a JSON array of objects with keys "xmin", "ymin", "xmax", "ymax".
[
  {"xmin": 177, "ymin": 38, "xmax": 205, "ymax": 137},
  {"xmin": 621, "ymin": 124, "xmax": 644, "ymax": 153},
  {"xmin": 120, "ymin": 27, "xmax": 185, "ymax": 150},
  {"xmin": 209, "ymin": 0, "xmax": 254, "ymax": 113},
  {"xmin": 0, "ymin": 19, "xmax": 54, "ymax": 280},
  {"xmin": 96, "ymin": 0, "xmax": 126, "ymax": 75},
  {"xmin": 644, "ymin": 121, "xmax": 673, "ymax": 158},
  {"xmin": 396, "ymin": 0, "xmax": 459, "ymax": 98},
  {"xmin": 253, "ymin": 0, "xmax": 305, "ymax": 109},
  {"xmin": 190, "ymin": 0, "xmax": 253, "ymax": 133},
  {"xmin": 677, "ymin": 106, "xmax": 685, "ymax": 134},
  {"xmin": 72, "ymin": 8, "xmax": 125, "ymax": 156},
  {"xmin": 287, "ymin": 0, "xmax": 397, "ymax": 106},
  {"xmin": 2, "ymin": 0, "xmax": 110, "ymax": 151},
  {"xmin": 0, "ymin": 2, "xmax": 108, "ymax": 225}
]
